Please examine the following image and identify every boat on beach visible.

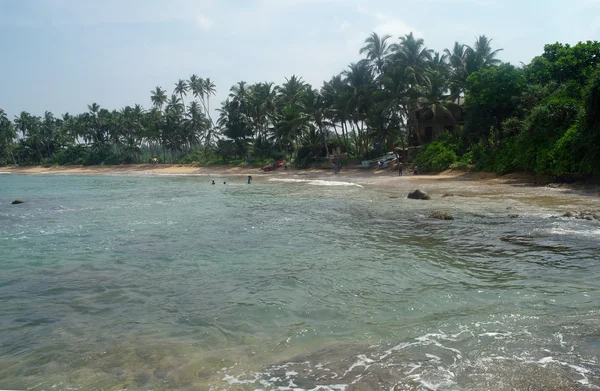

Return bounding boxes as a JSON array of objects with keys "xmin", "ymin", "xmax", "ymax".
[{"xmin": 261, "ymin": 158, "xmax": 285, "ymax": 172}]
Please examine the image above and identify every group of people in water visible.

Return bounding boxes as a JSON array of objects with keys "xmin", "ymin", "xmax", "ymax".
[{"xmin": 211, "ymin": 176, "xmax": 253, "ymax": 185}]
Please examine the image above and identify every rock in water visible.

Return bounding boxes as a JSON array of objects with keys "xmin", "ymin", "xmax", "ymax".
[
  {"xmin": 428, "ymin": 210, "xmax": 454, "ymax": 220},
  {"xmin": 11, "ymin": 200, "xmax": 24, "ymax": 205},
  {"xmin": 562, "ymin": 210, "xmax": 600, "ymax": 221},
  {"xmin": 407, "ymin": 190, "xmax": 431, "ymax": 200}
]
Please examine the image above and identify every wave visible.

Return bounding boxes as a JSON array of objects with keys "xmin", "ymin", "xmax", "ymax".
[
  {"xmin": 269, "ymin": 178, "xmax": 363, "ymax": 188},
  {"xmin": 214, "ymin": 324, "xmax": 598, "ymax": 391}
]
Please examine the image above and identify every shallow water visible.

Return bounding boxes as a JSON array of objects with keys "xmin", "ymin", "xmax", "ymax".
[{"xmin": 0, "ymin": 173, "xmax": 599, "ymax": 391}]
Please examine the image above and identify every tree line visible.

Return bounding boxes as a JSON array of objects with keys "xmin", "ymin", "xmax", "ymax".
[{"xmin": 1, "ymin": 33, "xmax": 599, "ymax": 178}]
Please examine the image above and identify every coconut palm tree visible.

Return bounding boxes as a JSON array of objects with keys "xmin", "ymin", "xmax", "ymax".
[
  {"xmin": 174, "ymin": 79, "xmax": 189, "ymax": 108},
  {"xmin": 150, "ymin": 87, "xmax": 168, "ymax": 113},
  {"xmin": 418, "ymin": 70, "xmax": 459, "ymax": 138},
  {"xmin": 359, "ymin": 32, "xmax": 393, "ymax": 74},
  {"xmin": 203, "ymin": 78, "xmax": 217, "ymax": 120},
  {"xmin": 277, "ymin": 75, "xmax": 308, "ymax": 106},
  {"xmin": 0, "ymin": 109, "xmax": 17, "ymax": 164},
  {"xmin": 343, "ymin": 61, "xmax": 377, "ymax": 156},
  {"xmin": 444, "ymin": 42, "xmax": 469, "ymax": 103},
  {"xmin": 14, "ymin": 111, "xmax": 31, "ymax": 139},
  {"xmin": 465, "ymin": 35, "xmax": 503, "ymax": 74},
  {"xmin": 390, "ymin": 32, "xmax": 434, "ymax": 86}
]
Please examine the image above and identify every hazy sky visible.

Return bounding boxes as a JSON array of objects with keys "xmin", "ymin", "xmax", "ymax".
[{"xmin": 1, "ymin": 0, "xmax": 599, "ymax": 119}]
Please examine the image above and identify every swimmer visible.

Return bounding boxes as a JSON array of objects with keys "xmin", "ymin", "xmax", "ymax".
[
  {"xmin": 247, "ymin": 175, "xmax": 253, "ymax": 184},
  {"xmin": 211, "ymin": 180, "xmax": 215, "ymax": 185}
]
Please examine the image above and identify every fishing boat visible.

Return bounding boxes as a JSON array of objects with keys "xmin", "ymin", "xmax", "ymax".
[
  {"xmin": 261, "ymin": 159, "xmax": 285, "ymax": 172},
  {"xmin": 361, "ymin": 153, "xmax": 397, "ymax": 168}
]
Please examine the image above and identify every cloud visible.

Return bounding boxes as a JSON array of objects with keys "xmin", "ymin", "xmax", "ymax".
[
  {"xmin": 371, "ymin": 12, "xmax": 422, "ymax": 38},
  {"xmin": 339, "ymin": 21, "xmax": 351, "ymax": 32},
  {"xmin": 195, "ymin": 15, "xmax": 214, "ymax": 30}
]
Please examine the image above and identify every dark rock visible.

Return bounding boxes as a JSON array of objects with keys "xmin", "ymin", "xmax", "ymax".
[
  {"xmin": 407, "ymin": 190, "xmax": 431, "ymax": 200},
  {"xmin": 11, "ymin": 200, "xmax": 24, "ymax": 205},
  {"xmin": 562, "ymin": 210, "xmax": 600, "ymax": 221},
  {"xmin": 429, "ymin": 210, "xmax": 454, "ymax": 220},
  {"xmin": 153, "ymin": 368, "xmax": 169, "ymax": 379},
  {"xmin": 134, "ymin": 372, "xmax": 151, "ymax": 386},
  {"xmin": 508, "ymin": 214, "xmax": 520, "ymax": 219}
]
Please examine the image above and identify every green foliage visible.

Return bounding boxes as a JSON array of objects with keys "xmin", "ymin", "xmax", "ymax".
[
  {"xmin": 415, "ymin": 141, "xmax": 457, "ymax": 172},
  {"xmin": 463, "ymin": 64, "xmax": 525, "ymax": 144},
  {"xmin": 51, "ymin": 145, "xmax": 88, "ymax": 165},
  {"xmin": 2, "ymin": 36, "xmax": 599, "ymax": 181},
  {"xmin": 527, "ymin": 41, "xmax": 600, "ymax": 85}
]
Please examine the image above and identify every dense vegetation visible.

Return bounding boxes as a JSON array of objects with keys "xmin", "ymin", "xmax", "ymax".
[{"xmin": 1, "ymin": 34, "xmax": 599, "ymax": 179}]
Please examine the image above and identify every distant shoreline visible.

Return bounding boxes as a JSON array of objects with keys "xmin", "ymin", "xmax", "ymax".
[{"xmin": 0, "ymin": 164, "xmax": 550, "ymax": 186}]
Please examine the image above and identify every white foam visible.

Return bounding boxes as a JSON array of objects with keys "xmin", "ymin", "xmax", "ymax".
[
  {"xmin": 269, "ymin": 178, "xmax": 363, "ymax": 188},
  {"xmin": 548, "ymin": 227, "xmax": 600, "ymax": 238}
]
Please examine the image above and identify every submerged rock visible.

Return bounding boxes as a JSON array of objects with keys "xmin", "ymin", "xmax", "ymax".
[
  {"xmin": 11, "ymin": 200, "xmax": 24, "ymax": 205},
  {"xmin": 508, "ymin": 214, "xmax": 520, "ymax": 219},
  {"xmin": 442, "ymin": 193, "xmax": 455, "ymax": 198},
  {"xmin": 429, "ymin": 210, "xmax": 454, "ymax": 220},
  {"xmin": 407, "ymin": 190, "xmax": 431, "ymax": 200},
  {"xmin": 562, "ymin": 210, "xmax": 600, "ymax": 221}
]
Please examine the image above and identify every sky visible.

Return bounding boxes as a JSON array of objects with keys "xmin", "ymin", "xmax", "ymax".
[{"xmin": 1, "ymin": 0, "xmax": 599, "ymax": 120}]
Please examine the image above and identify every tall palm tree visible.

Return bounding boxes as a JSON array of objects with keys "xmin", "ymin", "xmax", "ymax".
[
  {"xmin": 189, "ymin": 75, "xmax": 205, "ymax": 105},
  {"xmin": 14, "ymin": 111, "xmax": 31, "ymax": 139},
  {"xmin": 174, "ymin": 79, "xmax": 189, "ymax": 108},
  {"xmin": 0, "ymin": 109, "xmax": 17, "ymax": 164},
  {"xmin": 150, "ymin": 87, "xmax": 168, "ymax": 113},
  {"xmin": 444, "ymin": 42, "xmax": 469, "ymax": 103},
  {"xmin": 465, "ymin": 35, "xmax": 503, "ymax": 74},
  {"xmin": 343, "ymin": 62, "xmax": 376, "ymax": 156},
  {"xmin": 418, "ymin": 70, "xmax": 458, "ymax": 137},
  {"xmin": 277, "ymin": 75, "xmax": 308, "ymax": 106},
  {"xmin": 203, "ymin": 78, "xmax": 217, "ymax": 121},
  {"xmin": 359, "ymin": 32, "xmax": 393, "ymax": 74},
  {"xmin": 390, "ymin": 32, "xmax": 434, "ymax": 86}
]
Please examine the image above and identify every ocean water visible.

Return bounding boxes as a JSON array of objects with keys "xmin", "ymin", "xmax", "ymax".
[{"xmin": 1, "ymin": 173, "xmax": 599, "ymax": 391}]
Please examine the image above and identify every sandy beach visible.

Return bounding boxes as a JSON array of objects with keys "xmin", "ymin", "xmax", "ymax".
[{"xmin": 0, "ymin": 164, "xmax": 532, "ymax": 185}]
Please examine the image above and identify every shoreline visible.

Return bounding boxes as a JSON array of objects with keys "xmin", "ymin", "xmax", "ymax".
[
  {"xmin": 2, "ymin": 164, "xmax": 599, "ymax": 193},
  {"xmin": 0, "ymin": 163, "xmax": 521, "ymax": 182}
]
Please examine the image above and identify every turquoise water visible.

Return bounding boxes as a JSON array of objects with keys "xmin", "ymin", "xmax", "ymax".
[{"xmin": 1, "ymin": 173, "xmax": 599, "ymax": 390}]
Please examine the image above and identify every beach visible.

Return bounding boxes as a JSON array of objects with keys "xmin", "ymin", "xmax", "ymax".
[{"xmin": 0, "ymin": 163, "xmax": 535, "ymax": 185}]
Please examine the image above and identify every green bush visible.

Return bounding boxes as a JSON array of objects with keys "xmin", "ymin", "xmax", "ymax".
[
  {"xmin": 449, "ymin": 151, "xmax": 473, "ymax": 170},
  {"xmin": 415, "ymin": 141, "xmax": 457, "ymax": 172},
  {"xmin": 52, "ymin": 145, "xmax": 88, "ymax": 165}
]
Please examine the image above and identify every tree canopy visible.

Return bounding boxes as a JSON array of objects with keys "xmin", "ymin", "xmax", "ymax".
[{"xmin": 1, "ymin": 34, "xmax": 599, "ymax": 179}]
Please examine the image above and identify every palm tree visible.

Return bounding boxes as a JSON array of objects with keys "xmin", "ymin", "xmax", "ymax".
[
  {"xmin": 14, "ymin": 111, "xmax": 31, "ymax": 139},
  {"xmin": 391, "ymin": 32, "xmax": 434, "ymax": 86},
  {"xmin": 343, "ymin": 62, "xmax": 376, "ymax": 156},
  {"xmin": 444, "ymin": 42, "xmax": 469, "ymax": 103},
  {"xmin": 418, "ymin": 70, "xmax": 459, "ymax": 139},
  {"xmin": 174, "ymin": 79, "xmax": 189, "ymax": 108},
  {"xmin": 0, "ymin": 109, "xmax": 17, "ymax": 164},
  {"xmin": 465, "ymin": 35, "xmax": 503, "ymax": 74},
  {"xmin": 359, "ymin": 32, "xmax": 393, "ymax": 74},
  {"xmin": 151, "ymin": 87, "xmax": 168, "ymax": 113},
  {"xmin": 277, "ymin": 75, "xmax": 308, "ymax": 106},
  {"xmin": 203, "ymin": 78, "xmax": 217, "ymax": 122},
  {"xmin": 189, "ymin": 75, "xmax": 205, "ymax": 105}
]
